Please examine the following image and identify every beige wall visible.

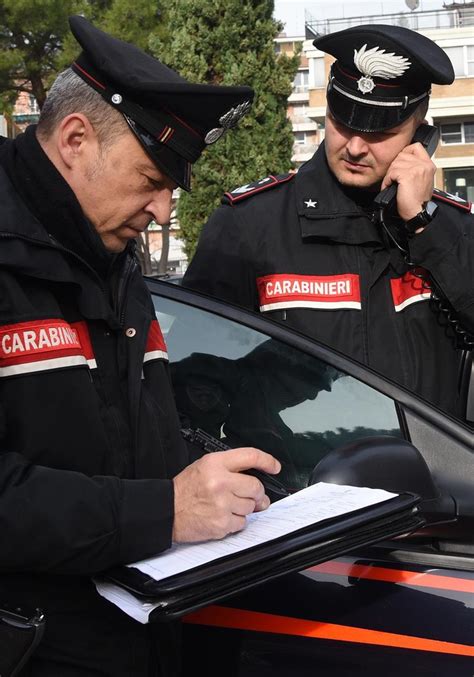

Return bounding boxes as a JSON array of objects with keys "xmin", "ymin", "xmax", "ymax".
[
  {"xmin": 309, "ymin": 89, "xmax": 327, "ymax": 108},
  {"xmin": 432, "ymin": 79, "xmax": 474, "ymax": 98},
  {"xmin": 436, "ymin": 143, "xmax": 474, "ymax": 159}
]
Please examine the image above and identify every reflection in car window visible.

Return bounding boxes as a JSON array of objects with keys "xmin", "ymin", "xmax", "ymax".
[{"xmin": 154, "ymin": 296, "xmax": 402, "ymax": 492}]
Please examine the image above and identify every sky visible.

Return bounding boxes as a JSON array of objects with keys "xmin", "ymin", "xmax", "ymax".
[{"xmin": 274, "ymin": 0, "xmax": 448, "ymax": 36}]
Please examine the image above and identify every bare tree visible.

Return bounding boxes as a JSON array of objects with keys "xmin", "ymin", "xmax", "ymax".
[
  {"xmin": 158, "ymin": 224, "xmax": 170, "ymax": 274},
  {"xmin": 135, "ymin": 198, "xmax": 177, "ymax": 275},
  {"xmin": 136, "ymin": 230, "xmax": 154, "ymax": 275}
]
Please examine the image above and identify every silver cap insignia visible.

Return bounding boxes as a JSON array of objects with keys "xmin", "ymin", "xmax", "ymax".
[
  {"xmin": 353, "ymin": 44, "xmax": 411, "ymax": 95},
  {"xmin": 204, "ymin": 100, "xmax": 252, "ymax": 145}
]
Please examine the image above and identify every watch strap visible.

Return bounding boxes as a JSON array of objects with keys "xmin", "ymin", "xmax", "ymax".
[{"xmin": 405, "ymin": 200, "xmax": 438, "ymax": 235}]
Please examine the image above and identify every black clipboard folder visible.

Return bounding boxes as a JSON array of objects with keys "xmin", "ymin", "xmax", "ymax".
[{"xmin": 103, "ymin": 492, "xmax": 424, "ymax": 622}]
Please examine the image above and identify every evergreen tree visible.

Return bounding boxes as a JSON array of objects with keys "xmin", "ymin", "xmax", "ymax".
[
  {"xmin": 154, "ymin": 0, "xmax": 299, "ymax": 258},
  {"xmin": 0, "ymin": 0, "xmax": 165, "ymax": 112},
  {"xmin": 98, "ymin": 0, "xmax": 167, "ymax": 52},
  {"xmin": 0, "ymin": 0, "xmax": 87, "ymax": 111}
]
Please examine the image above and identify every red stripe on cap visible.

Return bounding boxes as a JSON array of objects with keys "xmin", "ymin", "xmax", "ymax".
[
  {"xmin": 157, "ymin": 126, "xmax": 175, "ymax": 144},
  {"xmin": 161, "ymin": 106, "xmax": 202, "ymax": 139},
  {"xmin": 73, "ymin": 62, "xmax": 106, "ymax": 90},
  {"xmin": 336, "ymin": 63, "xmax": 402, "ymax": 89}
]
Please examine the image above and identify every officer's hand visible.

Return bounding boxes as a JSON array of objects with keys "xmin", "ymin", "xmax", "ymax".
[
  {"xmin": 172, "ymin": 447, "xmax": 281, "ymax": 543},
  {"xmin": 380, "ymin": 141, "xmax": 436, "ymax": 223}
]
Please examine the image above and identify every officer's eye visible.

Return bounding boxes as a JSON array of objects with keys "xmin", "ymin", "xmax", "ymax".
[
  {"xmin": 146, "ymin": 176, "xmax": 163, "ymax": 190},
  {"xmin": 370, "ymin": 131, "xmax": 395, "ymax": 143}
]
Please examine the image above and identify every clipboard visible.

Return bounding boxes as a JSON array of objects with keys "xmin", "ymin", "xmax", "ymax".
[{"xmin": 102, "ymin": 491, "xmax": 424, "ymax": 622}]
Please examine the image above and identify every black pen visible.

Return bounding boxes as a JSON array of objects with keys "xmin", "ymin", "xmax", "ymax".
[
  {"xmin": 242, "ymin": 467, "xmax": 292, "ymax": 498},
  {"xmin": 181, "ymin": 428, "xmax": 291, "ymax": 497}
]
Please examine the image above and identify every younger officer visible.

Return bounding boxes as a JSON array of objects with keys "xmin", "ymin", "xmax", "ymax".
[
  {"xmin": 0, "ymin": 16, "xmax": 280, "ymax": 676},
  {"xmin": 184, "ymin": 24, "xmax": 474, "ymax": 420}
]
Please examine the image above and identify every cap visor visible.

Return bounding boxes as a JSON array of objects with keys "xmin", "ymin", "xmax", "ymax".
[
  {"xmin": 124, "ymin": 115, "xmax": 192, "ymax": 191},
  {"xmin": 328, "ymin": 89, "xmax": 419, "ymax": 133}
]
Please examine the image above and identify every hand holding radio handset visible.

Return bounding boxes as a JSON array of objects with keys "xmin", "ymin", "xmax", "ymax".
[
  {"xmin": 374, "ymin": 124, "xmax": 439, "ymax": 226},
  {"xmin": 372, "ymin": 124, "xmax": 473, "ymax": 350}
]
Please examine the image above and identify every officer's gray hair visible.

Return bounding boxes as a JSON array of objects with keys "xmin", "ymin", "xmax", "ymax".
[{"xmin": 37, "ymin": 68, "xmax": 128, "ymax": 149}]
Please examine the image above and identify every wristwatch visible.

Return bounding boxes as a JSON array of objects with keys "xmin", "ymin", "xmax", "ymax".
[{"xmin": 405, "ymin": 200, "xmax": 438, "ymax": 236}]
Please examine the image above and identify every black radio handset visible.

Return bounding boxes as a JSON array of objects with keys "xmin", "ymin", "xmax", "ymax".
[{"xmin": 373, "ymin": 124, "xmax": 439, "ymax": 212}]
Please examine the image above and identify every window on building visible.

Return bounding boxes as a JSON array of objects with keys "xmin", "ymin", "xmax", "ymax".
[
  {"xmin": 293, "ymin": 69, "xmax": 309, "ymax": 92},
  {"xmin": 294, "ymin": 131, "xmax": 307, "ymax": 145},
  {"xmin": 440, "ymin": 121, "xmax": 474, "ymax": 144},
  {"xmin": 465, "ymin": 121, "xmax": 474, "ymax": 142},
  {"xmin": 467, "ymin": 45, "xmax": 474, "ymax": 76},
  {"xmin": 444, "ymin": 45, "xmax": 474, "ymax": 77},
  {"xmin": 440, "ymin": 123, "xmax": 462, "ymax": 144},
  {"xmin": 29, "ymin": 94, "xmax": 40, "ymax": 115},
  {"xmin": 313, "ymin": 57, "xmax": 326, "ymax": 88},
  {"xmin": 444, "ymin": 167, "xmax": 474, "ymax": 202},
  {"xmin": 292, "ymin": 103, "xmax": 307, "ymax": 120}
]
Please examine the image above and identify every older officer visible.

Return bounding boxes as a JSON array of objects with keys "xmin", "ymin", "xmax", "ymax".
[
  {"xmin": 184, "ymin": 24, "xmax": 474, "ymax": 421},
  {"xmin": 0, "ymin": 16, "xmax": 280, "ymax": 676}
]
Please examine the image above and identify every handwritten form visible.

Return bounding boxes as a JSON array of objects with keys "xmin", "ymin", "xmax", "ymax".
[{"xmin": 95, "ymin": 482, "xmax": 397, "ymax": 623}]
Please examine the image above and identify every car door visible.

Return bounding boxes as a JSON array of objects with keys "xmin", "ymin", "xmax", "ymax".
[{"xmin": 147, "ymin": 278, "xmax": 474, "ymax": 677}]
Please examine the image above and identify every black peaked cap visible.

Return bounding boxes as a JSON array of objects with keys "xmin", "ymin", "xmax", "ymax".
[
  {"xmin": 313, "ymin": 24, "xmax": 454, "ymax": 132},
  {"xmin": 68, "ymin": 15, "xmax": 254, "ymax": 190}
]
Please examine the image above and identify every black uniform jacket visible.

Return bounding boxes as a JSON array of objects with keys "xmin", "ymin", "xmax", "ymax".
[
  {"xmin": 185, "ymin": 145, "xmax": 474, "ymax": 419},
  {"xmin": 0, "ymin": 132, "xmax": 187, "ymax": 673}
]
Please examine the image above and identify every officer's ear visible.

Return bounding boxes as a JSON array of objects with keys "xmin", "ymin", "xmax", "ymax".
[{"xmin": 54, "ymin": 113, "xmax": 100, "ymax": 171}]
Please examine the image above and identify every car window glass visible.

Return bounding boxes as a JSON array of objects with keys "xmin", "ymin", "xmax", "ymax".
[{"xmin": 154, "ymin": 295, "xmax": 402, "ymax": 492}]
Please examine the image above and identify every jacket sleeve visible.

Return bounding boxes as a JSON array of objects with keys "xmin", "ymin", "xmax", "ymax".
[
  {"xmin": 183, "ymin": 204, "xmax": 259, "ymax": 311},
  {"xmin": 408, "ymin": 207, "xmax": 474, "ymax": 335},
  {"xmin": 0, "ymin": 438, "xmax": 174, "ymax": 576}
]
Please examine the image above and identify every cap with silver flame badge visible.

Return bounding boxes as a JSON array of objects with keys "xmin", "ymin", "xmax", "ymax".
[
  {"xmin": 68, "ymin": 15, "xmax": 254, "ymax": 190},
  {"xmin": 313, "ymin": 24, "xmax": 454, "ymax": 132}
]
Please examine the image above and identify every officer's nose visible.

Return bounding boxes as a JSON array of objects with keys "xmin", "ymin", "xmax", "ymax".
[
  {"xmin": 145, "ymin": 187, "xmax": 173, "ymax": 226},
  {"xmin": 345, "ymin": 134, "xmax": 369, "ymax": 158}
]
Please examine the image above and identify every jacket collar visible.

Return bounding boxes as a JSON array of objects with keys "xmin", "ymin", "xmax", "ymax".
[
  {"xmin": 294, "ymin": 143, "xmax": 383, "ymax": 245},
  {"xmin": 0, "ymin": 126, "xmax": 114, "ymax": 277},
  {"xmin": 0, "ymin": 166, "xmax": 124, "ymax": 325},
  {"xmin": 0, "ymin": 164, "xmax": 52, "ymax": 243}
]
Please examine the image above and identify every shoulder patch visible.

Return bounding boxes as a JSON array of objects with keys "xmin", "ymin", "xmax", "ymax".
[
  {"xmin": 222, "ymin": 173, "xmax": 295, "ymax": 205},
  {"xmin": 432, "ymin": 188, "xmax": 472, "ymax": 213}
]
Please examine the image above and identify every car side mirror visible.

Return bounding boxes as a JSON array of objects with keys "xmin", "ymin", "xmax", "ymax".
[{"xmin": 309, "ymin": 436, "xmax": 456, "ymax": 528}]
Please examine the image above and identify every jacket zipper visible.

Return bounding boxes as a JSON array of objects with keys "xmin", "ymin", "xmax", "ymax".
[{"xmin": 117, "ymin": 253, "xmax": 137, "ymax": 327}]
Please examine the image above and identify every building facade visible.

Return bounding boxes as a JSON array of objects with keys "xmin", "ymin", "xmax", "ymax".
[{"xmin": 11, "ymin": 90, "xmax": 40, "ymax": 134}]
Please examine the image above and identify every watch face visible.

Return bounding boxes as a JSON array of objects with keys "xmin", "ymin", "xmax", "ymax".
[{"xmin": 425, "ymin": 200, "xmax": 438, "ymax": 218}]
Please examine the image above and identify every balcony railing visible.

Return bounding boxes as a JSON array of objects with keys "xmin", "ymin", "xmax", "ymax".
[{"xmin": 305, "ymin": 7, "xmax": 474, "ymax": 38}]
